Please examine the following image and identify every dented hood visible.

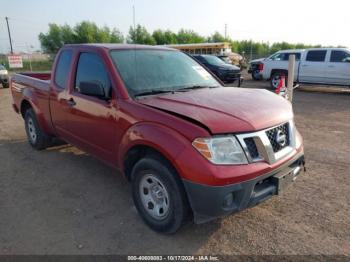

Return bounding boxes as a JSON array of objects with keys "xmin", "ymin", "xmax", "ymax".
[{"xmin": 137, "ymin": 87, "xmax": 293, "ymax": 134}]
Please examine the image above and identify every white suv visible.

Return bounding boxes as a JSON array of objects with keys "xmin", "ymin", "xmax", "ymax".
[{"xmin": 256, "ymin": 48, "xmax": 350, "ymax": 88}]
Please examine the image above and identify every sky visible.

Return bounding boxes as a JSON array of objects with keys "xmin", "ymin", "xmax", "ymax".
[{"xmin": 0, "ymin": 0, "xmax": 349, "ymax": 53}]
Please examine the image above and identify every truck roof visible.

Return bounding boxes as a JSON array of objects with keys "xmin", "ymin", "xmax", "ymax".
[
  {"xmin": 63, "ymin": 43, "xmax": 176, "ymax": 51},
  {"xmin": 277, "ymin": 49, "xmax": 305, "ymax": 53},
  {"xmin": 277, "ymin": 47, "xmax": 350, "ymax": 53}
]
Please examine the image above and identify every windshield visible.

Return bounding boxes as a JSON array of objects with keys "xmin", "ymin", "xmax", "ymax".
[
  {"xmin": 110, "ymin": 49, "xmax": 219, "ymax": 96},
  {"xmin": 202, "ymin": 55, "xmax": 227, "ymax": 66}
]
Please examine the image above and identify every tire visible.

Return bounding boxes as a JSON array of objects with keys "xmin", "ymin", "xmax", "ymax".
[
  {"xmin": 270, "ymin": 71, "xmax": 287, "ymax": 89},
  {"xmin": 131, "ymin": 155, "xmax": 190, "ymax": 234},
  {"xmin": 2, "ymin": 83, "xmax": 9, "ymax": 89},
  {"xmin": 24, "ymin": 108, "xmax": 50, "ymax": 150},
  {"xmin": 251, "ymin": 70, "xmax": 261, "ymax": 81}
]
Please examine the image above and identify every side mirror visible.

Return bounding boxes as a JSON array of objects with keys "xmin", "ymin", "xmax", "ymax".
[
  {"xmin": 344, "ymin": 57, "xmax": 350, "ymax": 63},
  {"xmin": 78, "ymin": 81, "xmax": 106, "ymax": 99}
]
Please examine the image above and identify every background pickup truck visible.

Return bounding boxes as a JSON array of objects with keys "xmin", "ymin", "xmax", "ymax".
[
  {"xmin": 11, "ymin": 44, "xmax": 305, "ymax": 233},
  {"xmin": 253, "ymin": 48, "xmax": 350, "ymax": 88}
]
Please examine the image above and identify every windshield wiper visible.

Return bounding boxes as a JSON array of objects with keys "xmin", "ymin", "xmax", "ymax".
[
  {"xmin": 176, "ymin": 85, "xmax": 220, "ymax": 92},
  {"xmin": 134, "ymin": 89, "xmax": 174, "ymax": 97}
]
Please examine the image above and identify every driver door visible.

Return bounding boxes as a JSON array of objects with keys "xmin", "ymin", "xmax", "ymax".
[{"xmin": 64, "ymin": 52, "xmax": 119, "ymax": 164}]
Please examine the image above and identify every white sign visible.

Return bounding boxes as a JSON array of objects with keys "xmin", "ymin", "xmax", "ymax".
[{"xmin": 8, "ymin": 55, "xmax": 23, "ymax": 68}]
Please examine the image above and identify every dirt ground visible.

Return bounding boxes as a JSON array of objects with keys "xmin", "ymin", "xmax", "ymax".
[{"xmin": 0, "ymin": 77, "xmax": 349, "ymax": 256}]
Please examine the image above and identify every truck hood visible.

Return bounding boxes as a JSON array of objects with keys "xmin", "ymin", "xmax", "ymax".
[
  {"xmin": 249, "ymin": 58, "xmax": 265, "ymax": 64},
  {"xmin": 137, "ymin": 87, "xmax": 293, "ymax": 134}
]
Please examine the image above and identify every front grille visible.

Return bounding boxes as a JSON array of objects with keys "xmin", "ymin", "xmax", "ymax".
[
  {"xmin": 266, "ymin": 123, "xmax": 289, "ymax": 152},
  {"xmin": 244, "ymin": 138, "xmax": 259, "ymax": 159}
]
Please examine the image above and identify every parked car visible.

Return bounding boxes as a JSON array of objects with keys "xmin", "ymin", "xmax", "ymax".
[
  {"xmin": 254, "ymin": 48, "xmax": 350, "ymax": 88},
  {"xmin": 0, "ymin": 65, "xmax": 9, "ymax": 88},
  {"xmin": 192, "ymin": 54, "xmax": 243, "ymax": 86},
  {"xmin": 11, "ymin": 44, "xmax": 305, "ymax": 233}
]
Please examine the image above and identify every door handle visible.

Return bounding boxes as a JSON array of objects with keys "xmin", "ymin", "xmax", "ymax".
[
  {"xmin": 66, "ymin": 98, "xmax": 76, "ymax": 107},
  {"xmin": 301, "ymin": 64, "xmax": 308, "ymax": 67},
  {"xmin": 328, "ymin": 65, "xmax": 335, "ymax": 68}
]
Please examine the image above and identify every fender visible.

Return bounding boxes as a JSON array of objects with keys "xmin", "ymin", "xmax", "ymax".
[
  {"xmin": 117, "ymin": 121, "xmax": 192, "ymax": 177},
  {"xmin": 21, "ymin": 88, "xmax": 54, "ymax": 135}
]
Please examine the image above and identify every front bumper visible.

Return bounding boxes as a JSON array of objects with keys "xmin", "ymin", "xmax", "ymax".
[{"xmin": 183, "ymin": 152, "xmax": 305, "ymax": 223}]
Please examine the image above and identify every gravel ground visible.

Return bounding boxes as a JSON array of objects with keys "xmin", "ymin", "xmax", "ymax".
[{"xmin": 0, "ymin": 77, "xmax": 349, "ymax": 256}]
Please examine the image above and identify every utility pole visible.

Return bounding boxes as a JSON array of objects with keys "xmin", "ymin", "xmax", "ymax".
[
  {"xmin": 132, "ymin": 5, "xmax": 136, "ymax": 43},
  {"xmin": 133, "ymin": 5, "xmax": 136, "ymax": 30},
  {"xmin": 5, "ymin": 17, "xmax": 14, "ymax": 54},
  {"xmin": 250, "ymin": 40, "xmax": 253, "ymax": 61},
  {"xmin": 224, "ymin": 24, "xmax": 227, "ymax": 40}
]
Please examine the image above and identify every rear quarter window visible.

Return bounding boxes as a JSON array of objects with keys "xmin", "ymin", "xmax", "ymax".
[{"xmin": 54, "ymin": 50, "xmax": 73, "ymax": 89}]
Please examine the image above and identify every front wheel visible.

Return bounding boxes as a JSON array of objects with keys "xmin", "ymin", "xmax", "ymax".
[
  {"xmin": 131, "ymin": 156, "xmax": 190, "ymax": 234},
  {"xmin": 2, "ymin": 83, "xmax": 9, "ymax": 88},
  {"xmin": 270, "ymin": 72, "xmax": 287, "ymax": 89}
]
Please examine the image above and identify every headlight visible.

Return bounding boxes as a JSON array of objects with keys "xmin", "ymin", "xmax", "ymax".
[{"xmin": 192, "ymin": 136, "xmax": 248, "ymax": 165}]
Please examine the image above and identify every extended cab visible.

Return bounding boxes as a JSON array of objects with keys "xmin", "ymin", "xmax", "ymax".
[
  {"xmin": 254, "ymin": 48, "xmax": 350, "ymax": 88},
  {"xmin": 11, "ymin": 44, "xmax": 305, "ymax": 233}
]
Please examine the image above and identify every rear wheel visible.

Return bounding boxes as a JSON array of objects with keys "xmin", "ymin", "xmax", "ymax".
[
  {"xmin": 270, "ymin": 71, "xmax": 287, "ymax": 89},
  {"xmin": 251, "ymin": 70, "xmax": 261, "ymax": 80},
  {"xmin": 24, "ymin": 108, "xmax": 50, "ymax": 150},
  {"xmin": 131, "ymin": 155, "xmax": 190, "ymax": 234}
]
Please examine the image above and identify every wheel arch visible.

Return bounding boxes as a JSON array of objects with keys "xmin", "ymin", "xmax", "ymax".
[
  {"xmin": 119, "ymin": 122, "xmax": 189, "ymax": 182},
  {"xmin": 20, "ymin": 99, "xmax": 33, "ymax": 118},
  {"xmin": 270, "ymin": 69, "xmax": 288, "ymax": 79}
]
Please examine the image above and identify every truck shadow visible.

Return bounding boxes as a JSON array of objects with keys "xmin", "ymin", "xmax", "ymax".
[{"xmin": 0, "ymin": 139, "xmax": 220, "ymax": 254}]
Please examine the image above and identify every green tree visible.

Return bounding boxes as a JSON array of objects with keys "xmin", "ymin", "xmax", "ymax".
[
  {"xmin": 110, "ymin": 29, "xmax": 124, "ymax": 43},
  {"xmin": 128, "ymin": 24, "xmax": 156, "ymax": 45},
  {"xmin": 207, "ymin": 31, "xmax": 226, "ymax": 43},
  {"xmin": 176, "ymin": 29, "xmax": 205, "ymax": 44},
  {"xmin": 39, "ymin": 21, "xmax": 124, "ymax": 53},
  {"xmin": 152, "ymin": 29, "xmax": 177, "ymax": 45},
  {"xmin": 39, "ymin": 24, "xmax": 65, "ymax": 54}
]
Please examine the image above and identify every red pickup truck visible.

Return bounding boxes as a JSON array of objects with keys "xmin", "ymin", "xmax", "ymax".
[{"xmin": 11, "ymin": 44, "xmax": 305, "ymax": 233}]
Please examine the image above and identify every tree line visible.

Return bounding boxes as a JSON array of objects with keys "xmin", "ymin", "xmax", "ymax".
[{"xmin": 39, "ymin": 21, "xmax": 328, "ymax": 59}]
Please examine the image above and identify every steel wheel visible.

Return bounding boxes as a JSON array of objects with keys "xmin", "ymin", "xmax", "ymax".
[
  {"xmin": 139, "ymin": 174, "xmax": 170, "ymax": 220},
  {"xmin": 27, "ymin": 117, "xmax": 37, "ymax": 143}
]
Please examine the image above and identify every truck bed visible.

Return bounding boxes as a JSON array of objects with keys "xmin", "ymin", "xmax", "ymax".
[{"xmin": 11, "ymin": 72, "xmax": 52, "ymax": 132}]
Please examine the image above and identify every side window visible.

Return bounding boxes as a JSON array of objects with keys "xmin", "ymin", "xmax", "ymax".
[
  {"xmin": 270, "ymin": 53, "xmax": 284, "ymax": 61},
  {"xmin": 283, "ymin": 53, "xmax": 301, "ymax": 61},
  {"xmin": 75, "ymin": 53, "xmax": 111, "ymax": 99},
  {"xmin": 330, "ymin": 51, "xmax": 350, "ymax": 62},
  {"xmin": 54, "ymin": 50, "xmax": 73, "ymax": 89},
  {"xmin": 306, "ymin": 50, "xmax": 327, "ymax": 62}
]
